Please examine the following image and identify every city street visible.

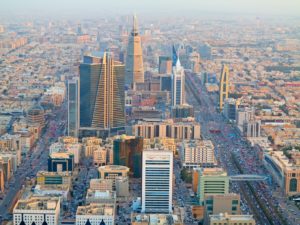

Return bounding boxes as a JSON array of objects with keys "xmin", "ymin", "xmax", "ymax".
[
  {"xmin": 185, "ymin": 72, "xmax": 298, "ymax": 225},
  {"xmin": 0, "ymin": 105, "xmax": 66, "ymax": 222}
]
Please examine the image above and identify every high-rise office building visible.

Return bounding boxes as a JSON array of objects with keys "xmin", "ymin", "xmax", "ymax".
[
  {"xmin": 79, "ymin": 53, "xmax": 125, "ymax": 134},
  {"xmin": 219, "ymin": 64, "xmax": 229, "ymax": 112},
  {"xmin": 158, "ymin": 56, "xmax": 172, "ymax": 74},
  {"xmin": 160, "ymin": 74, "xmax": 172, "ymax": 92},
  {"xmin": 142, "ymin": 149, "xmax": 173, "ymax": 214},
  {"xmin": 189, "ymin": 51, "xmax": 201, "ymax": 73},
  {"xmin": 171, "ymin": 104, "xmax": 194, "ymax": 119},
  {"xmin": 67, "ymin": 78, "xmax": 80, "ymax": 137},
  {"xmin": 171, "ymin": 55, "xmax": 185, "ymax": 106},
  {"xmin": 223, "ymin": 98, "xmax": 238, "ymax": 121},
  {"xmin": 243, "ymin": 120, "xmax": 261, "ymax": 137},
  {"xmin": 125, "ymin": 15, "xmax": 144, "ymax": 87},
  {"xmin": 236, "ymin": 107, "xmax": 254, "ymax": 131},
  {"xmin": 113, "ymin": 135, "xmax": 143, "ymax": 178}
]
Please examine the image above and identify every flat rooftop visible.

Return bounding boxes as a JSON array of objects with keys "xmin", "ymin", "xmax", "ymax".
[
  {"xmin": 14, "ymin": 197, "xmax": 59, "ymax": 211},
  {"xmin": 76, "ymin": 203, "xmax": 114, "ymax": 216}
]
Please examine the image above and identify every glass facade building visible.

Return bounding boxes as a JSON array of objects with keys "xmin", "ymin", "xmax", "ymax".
[
  {"xmin": 79, "ymin": 53, "xmax": 125, "ymax": 133},
  {"xmin": 67, "ymin": 78, "xmax": 79, "ymax": 137},
  {"xmin": 113, "ymin": 136, "xmax": 143, "ymax": 178}
]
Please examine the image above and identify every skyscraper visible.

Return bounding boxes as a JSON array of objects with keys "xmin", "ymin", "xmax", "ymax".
[
  {"xmin": 171, "ymin": 55, "xmax": 185, "ymax": 106},
  {"xmin": 219, "ymin": 64, "xmax": 229, "ymax": 112},
  {"xmin": 113, "ymin": 135, "xmax": 143, "ymax": 178},
  {"xmin": 125, "ymin": 15, "xmax": 144, "ymax": 88},
  {"xmin": 79, "ymin": 53, "xmax": 125, "ymax": 133},
  {"xmin": 67, "ymin": 78, "xmax": 80, "ymax": 137},
  {"xmin": 142, "ymin": 149, "xmax": 173, "ymax": 214},
  {"xmin": 158, "ymin": 56, "xmax": 172, "ymax": 74}
]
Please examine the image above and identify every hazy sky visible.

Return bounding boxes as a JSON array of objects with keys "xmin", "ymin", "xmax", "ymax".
[{"xmin": 1, "ymin": 0, "xmax": 300, "ymax": 18}]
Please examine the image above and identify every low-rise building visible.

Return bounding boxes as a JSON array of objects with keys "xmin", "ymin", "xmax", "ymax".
[
  {"xmin": 48, "ymin": 152, "xmax": 74, "ymax": 172},
  {"xmin": 208, "ymin": 213, "xmax": 256, "ymax": 225},
  {"xmin": 76, "ymin": 203, "xmax": 115, "ymax": 225},
  {"xmin": 36, "ymin": 171, "xmax": 72, "ymax": 186},
  {"xmin": 86, "ymin": 190, "xmax": 116, "ymax": 205},
  {"xmin": 263, "ymin": 150, "xmax": 300, "ymax": 195},
  {"xmin": 13, "ymin": 196, "xmax": 60, "ymax": 225},
  {"xmin": 90, "ymin": 179, "xmax": 113, "ymax": 192},
  {"xmin": 193, "ymin": 168, "xmax": 229, "ymax": 205},
  {"xmin": 131, "ymin": 213, "xmax": 183, "ymax": 225},
  {"xmin": 204, "ymin": 193, "xmax": 241, "ymax": 224}
]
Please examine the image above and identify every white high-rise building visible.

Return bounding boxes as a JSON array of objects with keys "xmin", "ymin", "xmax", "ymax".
[
  {"xmin": 171, "ymin": 58, "xmax": 185, "ymax": 106},
  {"xmin": 142, "ymin": 149, "xmax": 173, "ymax": 214}
]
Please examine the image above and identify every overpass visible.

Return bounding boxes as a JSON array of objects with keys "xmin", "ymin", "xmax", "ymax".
[{"xmin": 229, "ymin": 174, "xmax": 268, "ymax": 182}]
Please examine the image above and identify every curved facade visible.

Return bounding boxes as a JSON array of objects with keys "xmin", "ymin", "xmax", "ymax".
[
  {"xmin": 219, "ymin": 64, "xmax": 229, "ymax": 112},
  {"xmin": 27, "ymin": 104, "xmax": 45, "ymax": 126}
]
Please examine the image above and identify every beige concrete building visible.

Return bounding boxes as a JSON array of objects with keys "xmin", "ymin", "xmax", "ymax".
[
  {"xmin": 13, "ymin": 196, "xmax": 60, "ymax": 225},
  {"xmin": 76, "ymin": 203, "xmax": 115, "ymax": 225},
  {"xmin": 125, "ymin": 15, "xmax": 144, "ymax": 87},
  {"xmin": 209, "ymin": 213, "xmax": 256, "ymax": 225},
  {"xmin": 264, "ymin": 150, "xmax": 300, "ymax": 195},
  {"xmin": 93, "ymin": 147, "xmax": 107, "ymax": 166},
  {"xmin": 59, "ymin": 136, "xmax": 79, "ymax": 144},
  {"xmin": 86, "ymin": 190, "xmax": 116, "ymax": 205},
  {"xmin": 98, "ymin": 165, "xmax": 129, "ymax": 181},
  {"xmin": 82, "ymin": 137, "xmax": 103, "ymax": 157},
  {"xmin": 131, "ymin": 213, "xmax": 183, "ymax": 225},
  {"xmin": 144, "ymin": 138, "xmax": 176, "ymax": 154},
  {"xmin": 204, "ymin": 194, "xmax": 241, "ymax": 224},
  {"xmin": 133, "ymin": 119, "xmax": 201, "ymax": 140},
  {"xmin": 98, "ymin": 165, "xmax": 130, "ymax": 196},
  {"xmin": 90, "ymin": 179, "xmax": 113, "ymax": 192},
  {"xmin": 181, "ymin": 140, "xmax": 215, "ymax": 168}
]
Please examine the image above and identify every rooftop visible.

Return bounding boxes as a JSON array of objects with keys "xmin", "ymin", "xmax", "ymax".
[
  {"xmin": 14, "ymin": 197, "xmax": 59, "ymax": 212},
  {"xmin": 98, "ymin": 165, "xmax": 130, "ymax": 171},
  {"xmin": 76, "ymin": 203, "xmax": 114, "ymax": 216},
  {"xmin": 210, "ymin": 213, "xmax": 255, "ymax": 222}
]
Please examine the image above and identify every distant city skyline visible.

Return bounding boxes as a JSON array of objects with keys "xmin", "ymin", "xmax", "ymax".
[{"xmin": 1, "ymin": 0, "xmax": 300, "ymax": 18}]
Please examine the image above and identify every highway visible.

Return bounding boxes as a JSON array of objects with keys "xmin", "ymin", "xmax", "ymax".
[
  {"xmin": 0, "ymin": 104, "xmax": 66, "ymax": 222},
  {"xmin": 185, "ymin": 72, "xmax": 291, "ymax": 225}
]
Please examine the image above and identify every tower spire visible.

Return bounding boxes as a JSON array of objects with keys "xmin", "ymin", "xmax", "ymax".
[{"xmin": 132, "ymin": 14, "xmax": 138, "ymax": 36}]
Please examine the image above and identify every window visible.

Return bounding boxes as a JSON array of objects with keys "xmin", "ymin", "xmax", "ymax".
[
  {"xmin": 206, "ymin": 199, "xmax": 213, "ymax": 204},
  {"xmin": 207, "ymin": 206, "xmax": 213, "ymax": 211},
  {"xmin": 232, "ymin": 200, "xmax": 239, "ymax": 205},
  {"xmin": 232, "ymin": 206, "xmax": 237, "ymax": 211},
  {"xmin": 290, "ymin": 178, "xmax": 297, "ymax": 192}
]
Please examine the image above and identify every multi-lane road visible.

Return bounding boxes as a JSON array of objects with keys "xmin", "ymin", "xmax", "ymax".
[
  {"xmin": 0, "ymin": 105, "xmax": 66, "ymax": 222},
  {"xmin": 185, "ymin": 72, "xmax": 297, "ymax": 225}
]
